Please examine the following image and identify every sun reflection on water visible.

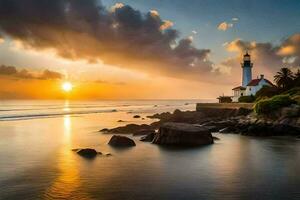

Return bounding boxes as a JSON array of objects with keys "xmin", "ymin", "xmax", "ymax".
[{"xmin": 44, "ymin": 104, "xmax": 91, "ymax": 199}]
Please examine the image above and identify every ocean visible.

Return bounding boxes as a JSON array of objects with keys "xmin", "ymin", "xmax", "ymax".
[{"xmin": 0, "ymin": 100, "xmax": 299, "ymax": 200}]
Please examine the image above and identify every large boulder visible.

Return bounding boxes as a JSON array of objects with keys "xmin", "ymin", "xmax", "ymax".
[
  {"xmin": 152, "ymin": 122, "xmax": 213, "ymax": 146},
  {"xmin": 108, "ymin": 135, "xmax": 136, "ymax": 147},
  {"xmin": 76, "ymin": 148, "xmax": 99, "ymax": 159}
]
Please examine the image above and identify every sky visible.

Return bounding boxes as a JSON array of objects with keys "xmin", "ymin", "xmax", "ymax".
[{"xmin": 0, "ymin": 0, "xmax": 299, "ymax": 99}]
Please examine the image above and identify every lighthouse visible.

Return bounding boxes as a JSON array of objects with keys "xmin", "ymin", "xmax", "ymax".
[{"xmin": 241, "ymin": 51, "xmax": 253, "ymax": 87}]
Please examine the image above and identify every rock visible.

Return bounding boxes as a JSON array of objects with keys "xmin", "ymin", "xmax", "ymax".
[
  {"xmin": 108, "ymin": 135, "xmax": 136, "ymax": 147},
  {"xmin": 200, "ymin": 120, "xmax": 236, "ymax": 131},
  {"xmin": 236, "ymin": 107, "xmax": 253, "ymax": 116},
  {"xmin": 100, "ymin": 128, "xmax": 109, "ymax": 132},
  {"xmin": 140, "ymin": 132, "xmax": 156, "ymax": 142},
  {"xmin": 200, "ymin": 125, "xmax": 219, "ymax": 132},
  {"xmin": 77, "ymin": 148, "xmax": 99, "ymax": 159},
  {"xmin": 239, "ymin": 122, "xmax": 300, "ymax": 136},
  {"xmin": 133, "ymin": 129, "xmax": 156, "ymax": 136},
  {"xmin": 71, "ymin": 148, "xmax": 80, "ymax": 152},
  {"xmin": 213, "ymin": 136, "xmax": 220, "ymax": 140},
  {"xmin": 104, "ymin": 124, "xmax": 153, "ymax": 134},
  {"xmin": 133, "ymin": 115, "xmax": 141, "ymax": 118},
  {"xmin": 105, "ymin": 153, "xmax": 112, "ymax": 156},
  {"xmin": 117, "ymin": 120, "xmax": 125, "ymax": 122},
  {"xmin": 152, "ymin": 122, "xmax": 213, "ymax": 146},
  {"xmin": 147, "ymin": 112, "xmax": 172, "ymax": 120},
  {"xmin": 280, "ymin": 104, "xmax": 300, "ymax": 118}
]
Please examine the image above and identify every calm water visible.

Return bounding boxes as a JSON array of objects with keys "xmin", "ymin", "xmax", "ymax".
[{"xmin": 0, "ymin": 100, "xmax": 299, "ymax": 200}]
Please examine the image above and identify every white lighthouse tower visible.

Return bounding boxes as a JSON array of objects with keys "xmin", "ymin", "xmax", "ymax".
[{"xmin": 241, "ymin": 51, "xmax": 253, "ymax": 87}]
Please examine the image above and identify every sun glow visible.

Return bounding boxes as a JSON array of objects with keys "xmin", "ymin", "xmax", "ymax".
[{"xmin": 62, "ymin": 82, "xmax": 73, "ymax": 92}]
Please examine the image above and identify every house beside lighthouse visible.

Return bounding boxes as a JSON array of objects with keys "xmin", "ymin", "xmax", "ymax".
[{"xmin": 231, "ymin": 52, "xmax": 274, "ymax": 102}]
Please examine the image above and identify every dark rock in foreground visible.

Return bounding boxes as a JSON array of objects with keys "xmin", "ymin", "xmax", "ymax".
[
  {"xmin": 76, "ymin": 148, "xmax": 99, "ymax": 159},
  {"xmin": 140, "ymin": 132, "xmax": 156, "ymax": 142},
  {"xmin": 108, "ymin": 135, "xmax": 136, "ymax": 147},
  {"xmin": 153, "ymin": 122, "xmax": 213, "ymax": 146}
]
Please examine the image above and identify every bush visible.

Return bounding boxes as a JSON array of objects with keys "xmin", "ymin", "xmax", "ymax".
[
  {"xmin": 255, "ymin": 86, "xmax": 279, "ymax": 99},
  {"xmin": 282, "ymin": 87, "xmax": 300, "ymax": 96},
  {"xmin": 238, "ymin": 95, "xmax": 255, "ymax": 103},
  {"xmin": 254, "ymin": 95, "xmax": 296, "ymax": 115}
]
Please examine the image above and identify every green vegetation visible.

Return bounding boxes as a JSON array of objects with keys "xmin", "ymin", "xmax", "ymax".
[
  {"xmin": 253, "ymin": 68, "xmax": 300, "ymax": 105},
  {"xmin": 238, "ymin": 95, "xmax": 255, "ymax": 103},
  {"xmin": 254, "ymin": 95, "xmax": 296, "ymax": 115},
  {"xmin": 255, "ymin": 86, "xmax": 280, "ymax": 100},
  {"xmin": 274, "ymin": 67, "xmax": 295, "ymax": 89}
]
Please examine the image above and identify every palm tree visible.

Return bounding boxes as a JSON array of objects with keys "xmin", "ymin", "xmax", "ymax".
[{"xmin": 274, "ymin": 67, "xmax": 294, "ymax": 89}]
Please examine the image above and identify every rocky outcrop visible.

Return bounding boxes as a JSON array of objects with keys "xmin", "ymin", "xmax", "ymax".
[
  {"xmin": 108, "ymin": 135, "xmax": 136, "ymax": 147},
  {"xmin": 101, "ymin": 124, "xmax": 153, "ymax": 134},
  {"xmin": 148, "ymin": 108, "xmax": 251, "ymax": 129},
  {"xmin": 216, "ymin": 113, "xmax": 300, "ymax": 136},
  {"xmin": 76, "ymin": 148, "xmax": 100, "ymax": 159},
  {"xmin": 152, "ymin": 122, "xmax": 213, "ymax": 146}
]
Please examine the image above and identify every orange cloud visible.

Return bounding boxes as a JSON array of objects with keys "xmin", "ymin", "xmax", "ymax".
[
  {"xmin": 217, "ymin": 22, "xmax": 233, "ymax": 31},
  {"xmin": 0, "ymin": 65, "xmax": 63, "ymax": 80}
]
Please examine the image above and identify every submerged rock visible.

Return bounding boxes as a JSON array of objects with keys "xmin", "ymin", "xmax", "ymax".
[
  {"xmin": 108, "ymin": 135, "xmax": 136, "ymax": 147},
  {"xmin": 133, "ymin": 115, "xmax": 141, "ymax": 118},
  {"xmin": 152, "ymin": 122, "xmax": 213, "ymax": 146},
  {"xmin": 76, "ymin": 148, "xmax": 99, "ymax": 159}
]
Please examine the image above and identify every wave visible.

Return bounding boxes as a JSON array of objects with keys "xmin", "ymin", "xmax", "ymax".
[
  {"xmin": 0, "ymin": 104, "xmax": 132, "ymax": 112},
  {"xmin": 0, "ymin": 109, "xmax": 117, "ymax": 121}
]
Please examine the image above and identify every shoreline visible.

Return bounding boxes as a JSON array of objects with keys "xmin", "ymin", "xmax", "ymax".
[{"xmin": 102, "ymin": 103, "xmax": 300, "ymax": 139}]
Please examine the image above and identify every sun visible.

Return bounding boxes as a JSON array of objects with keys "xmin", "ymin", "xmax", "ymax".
[{"xmin": 62, "ymin": 82, "xmax": 73, "ymax": 92}]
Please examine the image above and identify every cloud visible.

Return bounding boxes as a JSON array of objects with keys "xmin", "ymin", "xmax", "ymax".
[
  {"xmin": 149, "ymin": 10, "xmax": 160, "ymax": 17},
  {"xmin": 219, "ymin": 33, "xmax": 300, "ymax": 81},
  {"xmin": 160, "ymin": 20, "xmax": 174, "ymax": 30},
  {"xmin": 0, "ymin": 0, "xmax": 214, "ymax": 82},
  {"xmin": 95, "ymin": 79, "xmax": 127, "ymax": 85},
  {"xmin": 192, "ymin": 30, "xmax": 197, "ymax": 34},
  {"xmin": 111, "ymin": 3, "xmax": 124, "ymax": 12},
  {"xmin": 217, "ymin": 22, "xmax": 233, "ymax": 31},
  {"xmin": 0, "ymin": 65, "xmax": 63, "ymax": 80},
  {"xmin": 232, "ymin": 17, "xmax": 239, "ymax": 21}
]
